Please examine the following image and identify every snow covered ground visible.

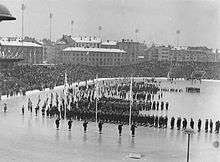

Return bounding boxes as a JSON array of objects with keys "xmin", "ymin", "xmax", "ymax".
[{"xmin": 0, "ymin": 78, "xmax": 219, "ymax": 161}]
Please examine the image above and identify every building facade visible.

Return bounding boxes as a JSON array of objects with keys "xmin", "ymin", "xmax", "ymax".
[
  {"xmin": 61, "ymin": 47, "xmax": 127, "ymax": 66},
  {"xmin": 146, "ymin": 45, "xmax": 217, "ymax": 63},
  {"xmin": 117, "ymin": 39, "xmax": 147, "ymax": 64},
  {"xmin": 0, "ymin": 37, "xmax": 43, "ymax": 64}
]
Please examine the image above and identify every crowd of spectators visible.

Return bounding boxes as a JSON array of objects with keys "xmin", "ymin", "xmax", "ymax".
[{"xmin": 1, "ymin": 61, "xmax": 220, "ymax": 96}]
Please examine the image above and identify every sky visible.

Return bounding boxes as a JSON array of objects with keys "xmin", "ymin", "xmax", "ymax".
[{"xmin": 0, "ymin": 0, "xmax": 220, "ymax": 48}]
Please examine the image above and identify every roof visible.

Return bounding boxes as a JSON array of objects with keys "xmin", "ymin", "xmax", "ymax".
[
  {"xmin": 101, "ymin": 41, "xmax": 117, "ymax": 46},
  {"xmin": 0, "ymin": 58, "xmax": 23, "ymax": 62},
  {"xmin": 63, "ymin": 47, "xmax": 126, "ymax": 53},
  {"xmin": 0, "ymin": 4, "xmax": 16, "ymax": 21},
  {"xmin": 72, "ymin": 36, "xmax": 101, "ymax": 44},
  {"xmin": 0, "ymin": 40, "xmax": 42, "ymax": 47}
]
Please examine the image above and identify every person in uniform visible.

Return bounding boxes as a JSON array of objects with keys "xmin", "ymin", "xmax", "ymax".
[
  {"xmin": 21, "ymin": 105, "xmax": 24, "ymax": 115},
  {"xmin": 170, "ymin": 117, "xmax": 175, "ymax": 129},
  {"xmin": 55, "ymin": 118, "xmax": 60, "ymax": 130},
  {"xmin": 68, "ymin": 119, "xmax": 73, "ymax": 130},
  {"xmin": 205, "ymin": 119, "xmax": 209, "ymax": 133},
  {"xmin": 3, "ymin": 103, "xmax": 7, "ymax": 113},
  {"xmin": 177, "ymin": 117, "xmax": 181, "ymax": 130},
  {"xmin": 118, "ymin": 124, "xmax": 123, "ymax": 136},
  {"xmin": 198, "ymin": 119, "xmax": 202, "ymax": 132},
  {"xmin": 130, "ymin": 123, "xmax": 137, "ymax": 137},
  {"xmin": 98, "ymin": 121, "xmax": 104, "ymax": 134},
  {"xmin": 190, "ymin": 118, "xmax": 194, "ymax": 129},
  {"xmin": 83, "ymin": 121, "xmax": 88, "ymax": 132},
  {"xmin": 210, "ymin": 119, "xmax": 213, "ymax": 133}
]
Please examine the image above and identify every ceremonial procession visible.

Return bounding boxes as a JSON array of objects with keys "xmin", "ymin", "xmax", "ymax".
[{"xmin": 0, "ymin": 0, "xmax": 220, "ymax": 162}]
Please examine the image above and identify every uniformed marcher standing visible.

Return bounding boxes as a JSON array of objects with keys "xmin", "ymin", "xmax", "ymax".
[
  {"xmin": 21, "ymin": 105, "xmax": 24, "ymax": 115},
  {"xmin": 190, "ymin": 118, "xmax": 194, "ymax": 129},
  {"xmin": 3, "ymin": 103, "xmax": 7, "ymax": 113},
  {"xmin": 177, "ymin": 117, "xmax": 181, "ymax": 130},
  {"xmin": 55, "ymin": 118, "xmax": 60, "ymax": 130},
  {"xmin": 170, "ymin": 117, "xmax": 175, "ymax": 129},
  {"xmin": 68, "ymin": 119, "xmax": 73, "ymax": 130},
  {"xmin": 131, "ymin": 124, "xmax": 137, "ymax": 137},
  {"xmin": 198, "ymin": 119, "xmax": 202, "ymax": 132},
  {"xmin": 210, "ymin": 119, "xmax": 213, "ymax": 133},
  {"xmin": 118, "ymin": 124, "xmax": 123, "ymax": 136},
  {"xmin": 83, "ymin": 121, "xmax": 88, "ymax": 132},
  {"xmin": 205, "ymin": 119, "xmax": 209, "ymax": 133},
  {"xmin": 98, "ymin": 121, "xmax": 103, "ymax": 134}
]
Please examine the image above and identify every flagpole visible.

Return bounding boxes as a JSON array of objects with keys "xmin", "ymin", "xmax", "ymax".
[
  {"xmin": 64, "ymin": 71, "xmax": 68, "ymax": 119},
  {"xmin": 95, "ymin": 74, "xmax": 98, "ymax": 123},
  {"xmin": 129, "ymin": 75, "xmax": 133, "ymax": 125}
]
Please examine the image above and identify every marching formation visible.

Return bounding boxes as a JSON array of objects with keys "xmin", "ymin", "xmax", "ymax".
[{"xmin": 1, "ymin": 77, "xmax": 216, "ymax": 137}]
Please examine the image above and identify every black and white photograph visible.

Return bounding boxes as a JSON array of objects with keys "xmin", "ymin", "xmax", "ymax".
[{"xmin": 0, "ymin": 0, "xmax": 220, "ymax": 161}]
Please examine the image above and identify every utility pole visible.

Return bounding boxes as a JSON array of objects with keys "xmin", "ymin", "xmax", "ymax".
[
  {"xmin": 71, "ymin": 20, "xmax": 74, "ymax": 36},
  {"xmin": 49, "ymin": 13, "xmax": 53, "ymax": 41},
  {"xmin": 21, "ymin": 3, "xmax": 25, "ymax": 45},
  {"xmin": 98, "ymin": 26, "xmax": 102, "ymax": 39}
]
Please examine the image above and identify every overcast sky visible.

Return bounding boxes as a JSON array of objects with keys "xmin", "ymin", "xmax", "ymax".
[{"xmin": 0, "ymin": 0, "xmax": 220, "ymax": 48}]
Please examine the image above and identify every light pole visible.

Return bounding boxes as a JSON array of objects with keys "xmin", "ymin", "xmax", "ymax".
[
  {"xmin": 49, "ymin": 13, "xmax": 53, "ymax": 41},
  {"xmin": 71, "ymin": 20, "xmax": 74, "ymax": 36},
  {"xmin": 184, "ymin": 128, "xmax": 194, "ymax": 162}
]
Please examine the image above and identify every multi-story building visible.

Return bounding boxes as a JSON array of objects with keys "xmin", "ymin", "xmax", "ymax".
[
  {"xmin": 61, "ymin": 47, "xmax": 127, "ymax": 66},
  {"xmin": 117, "ymin": 39, "xmax": 147, "ymax": 64},
  {"xmin": 171, "ymin": 46, "xmax": 216, "ymax": 62},
  {"xmin": 73, "ymin": 36, "xmax": 101, "ymax": 48},
  {"xmin": 101, "ymin": 40, "xmax": 118, "ymax": 49},
  {"xmin": 146, "ymin": 45, "xmax": 217, "ymax": 63},
  {"xmin": 0, "ymin": 37, "xmax": 43, "ymax": 64},
  {"xmin": 145, "ymin": 45, "xmax": 171, "ymax": 61}
]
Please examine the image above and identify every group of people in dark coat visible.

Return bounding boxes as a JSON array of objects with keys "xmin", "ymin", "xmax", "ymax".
[{"xmin": 170, "ymin": 117, "xmax": 220, "ymax": 133}]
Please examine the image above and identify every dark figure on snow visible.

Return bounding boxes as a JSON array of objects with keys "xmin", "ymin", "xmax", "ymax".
[
  {"xmin": 210, "ymin": 119, "xmax": 213, "ymax": 133},
  {"xmin": 177, "ymin": 117, "xmax": 181, "ymax": 130},
  {"xmin": 198, "ymin": 119, "xmax": 202, "ymax": 132},
  {"xmin": 182, "ymin": 118, "xmax": 187, "ymax": 130},
  {"xmin": 55, "ymin": 118, "xmax": 60, "ymax": 130},
  {"xmin": 22, "ymin": 105, "xmax": 24, "ymax": 115},
  {"xmin": 68, "ymin": 119, "xmax": 73, "ymax": 130},
  {"xmin": 118, "ymin": 124, "xmax": 123, "ymax": 136},
  {"xmin": 190, "ymin": 118, "xmax": 194, "ymax": 129},
  {"xmin": 83, "ymin": 121, "xmax": 88, "ymax": 132},
  {"xmin": 205, "ymin": 119, "xmax": 209, "ymax": 133},
  {"xmin": 130, "ymin": 124, "xmax": 137, "ymax": 137},
  {"xmin": 98, "ymin": 121, "xmax": 104, "ymax": 134},
  {"xmin": 165, "ymin": 102, "xmax": 169, "ymax": 110},
  {"xmin": 3, "ymin": 103, "xmax": 7, "ymax": 113},
  {"xmin": 35, "ymin": 105, "xmax": 39, "ymax": 116},
  {"xmin": 170, "ymin": 117, "xmax": 175, "ymax": 129},
  {"xmin": 156, "ymin": 101, "xmax": 159, "ymax": 111}
]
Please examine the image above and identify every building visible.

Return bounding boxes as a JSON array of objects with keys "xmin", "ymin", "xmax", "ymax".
[
  {"xmin": 146, "ymin": 45, "xmax": 217, "ymax": 63},
  {"xmin": 61, "ymin": 47, "xmax": 127, "ymax": 66},
  {"xmin": 171, "ymin": 46, "xmax": 217, "ymax": 62},
  {"xmin": 72, "ymin": 36, "xmax": 101, "ymax": 48},
  {"xmin": 101, "ymin": 40, "xmax": 118, "ymax": 49},
  {"xmin": 0, "ymin": 37, "xmax": 43, "ymax": 64},
  {"xmin": 145, "ymin": 45, "xmax": 171, "ymax": 61},
  {"xmin": 117, "ymin": 39, "xmax": 147, "ymax": 64}
]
